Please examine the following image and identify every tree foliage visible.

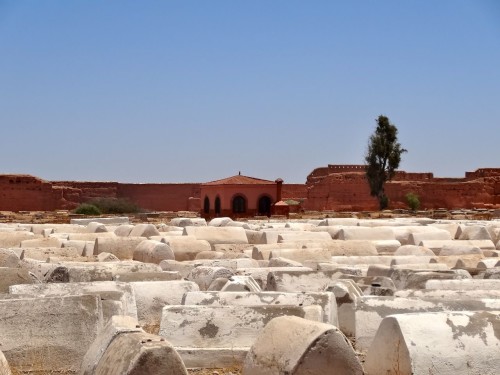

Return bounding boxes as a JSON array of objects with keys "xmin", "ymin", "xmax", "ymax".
[
  {"xmin": 405, "ymin": 192, "xmax": 420, "ymax": 211},
  {"xmin": 89, "ymin": 198, "xmax": 140, "ymax": 214},
  {"xmin": 74, "ymin": 198, "xmax": 140, "ymax": 215},
  {"xmin": 74, "ymin": 203, "xmax": 102, "ymax": 216},
  {"xmin": 365, "ymin": 115, "xmax": 407, "ymax": 210}
]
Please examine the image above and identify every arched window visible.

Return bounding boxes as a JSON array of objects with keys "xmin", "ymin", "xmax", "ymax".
[
  {"xmin": 232, "ymin": 195, "xmax": 246, "ymax": 213},
  {"xmin": 215, "ymin": 196, "xmax": 221, "ymax": 215},
  {"xmin": 203, "ymin": 196, "xmax": 210, "ymax": 214},
  {"xmin": 258, "ymin": 196, "xmax": 272, "ymax": 216}
]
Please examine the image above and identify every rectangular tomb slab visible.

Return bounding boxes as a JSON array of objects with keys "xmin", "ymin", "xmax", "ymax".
[
  {"xmin": 354, "ymin": 295, "xmax": 500, "ymax": 352},
  {"xmin": 183, "ymin": 226, "xmax": 249, "ymax": 247},
  {"xmin": 9, "ymin": 281, "xmax": 138, "ymax": 320},
  {"xmin": 130, "ymin": 280, "xmax": 200, "ymax": 334},
  {"xmin": 425, "ymin": 278, "xmax": 500, "ymax": 290},
  {"xmin": 160, "ymin": 304, "xmax": 321, "ymax": 348},
  {"xmin": 0, "ymin": 231, "xmax": 37, "ymax": 247},
  {"xmin": 266, "ymin": 269, "xmax": 342, "ymax": 292},
  {"xmin": 182, "ymin": 290, "xmax": 338, "ymax": 325},
  {"xmin": 159, "ymin": 304, "xmax": 322, "ymax": 368},
  {"xmin": 0, "ymin": 268, "xmax": 33, "ymax": 293},
  {"xmin": 235, "ymin": 267, "xmax": 312, "ymax": 290},
  {"xmin": 71, "ymin": 217, "xmax": 130, "ymax": 225},
  {"xmin": 0, "ymin": 295, "xmax": 103, "ymax": 373}
]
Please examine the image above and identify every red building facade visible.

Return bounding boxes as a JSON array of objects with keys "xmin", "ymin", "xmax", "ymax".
[{"xmin": 200, "ymin": 174, "xmax": 283, "ymax": 218}]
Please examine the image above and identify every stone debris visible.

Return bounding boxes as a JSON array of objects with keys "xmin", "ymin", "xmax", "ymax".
[{"xmin": 0, "ymin": 216, "xmax": 497, "ymax": 374}]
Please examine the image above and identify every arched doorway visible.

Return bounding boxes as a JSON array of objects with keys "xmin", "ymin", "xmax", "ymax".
[
  {"xmin": 215, "ymin": 196, "xmax": 221, "ymax": 216},
  {"xmin": 203, "ymin": 196, "xmax": 210, "ymax": 214},
  {"xmin": 258, "ymin": 196, "xmax": 272, "ymax": 216},
  {"xmin": 232, "ymin": 195, "xmax": 246, "ymax": 214}
]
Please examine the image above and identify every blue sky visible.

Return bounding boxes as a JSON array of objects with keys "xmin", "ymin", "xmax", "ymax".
[{"xmin": 1, "ymin": 1, "xmax": 499, "ymax": 183}]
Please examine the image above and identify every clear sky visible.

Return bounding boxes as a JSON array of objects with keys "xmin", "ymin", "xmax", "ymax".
[{"xmin": 1, "ymin": 1, "xmax": 499, "ymax": 183}]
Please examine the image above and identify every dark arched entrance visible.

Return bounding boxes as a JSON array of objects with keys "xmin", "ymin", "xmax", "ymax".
[
  {"xmin": 203, "ymin": 196, "xmax": 210, "ymax": 214},
  {"xmin": 232, "ymin": 195, "xmax": 246, "ymax": 214},
  {"xmin": 215, "ymin": 196, "xmax": 221, "ymax": 216},
  {"xmin": 258, "ymin": 196, "xmax": 272, "ymax": 216}
]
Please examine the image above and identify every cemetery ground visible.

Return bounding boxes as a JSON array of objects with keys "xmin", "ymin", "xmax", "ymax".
[{"xmin": 0, "ymin": 210, "xmax": 499, "ymax": 374}]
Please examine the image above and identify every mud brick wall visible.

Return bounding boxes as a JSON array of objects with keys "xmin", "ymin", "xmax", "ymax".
[
  {"xmin": 0, "ymin": 175, "xmax": 58, "ymax": 211},
  {"xmin": 1, "ymin": 166, "xmax": 498, "ymax": 212}
]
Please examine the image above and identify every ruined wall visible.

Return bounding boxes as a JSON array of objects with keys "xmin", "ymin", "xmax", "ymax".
[
  {"xmin": 0, "ymin": 177, "xmax": 306, "ymax": 213},
  {"xmin": 1, "ymin": 167, "xmax": 498, "ymax": 213},
  {"xmin": 52, "ymin": 181, "xmax": 119, "ymax": 208},
  {"xmin": 0, "ymin": 175, "xmax": 58, "ymax": 211},
  {"xmin": 1, "ymin": 177, "xmax": 202, "ymax": 212},
  {"xmin": 52, "ymin": 181, "xmax": 201, "ymax": 211},
  {"xmin": 52, "ymin": 181, "xmax": 119, "ymax": 200},
  {"xmin": 392, "ymin": 171, "xmax": 434, "ymax": 181},
  {"xmin": 386, "ymin": 178, "xmax": 498, "ymax": 209},
  {"xmin": 465, "ymin": 168, "xmax": 500, "ymax": 179},
  {"xmin": 304, "ymin": 165, "xmax": 500, "ymax": 211},
  {"xmin": 305, "ymin": 172, "xmax": 379, "ymax": 211}
]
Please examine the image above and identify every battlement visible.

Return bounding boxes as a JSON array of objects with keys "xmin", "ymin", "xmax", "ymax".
[
  {"xmin": 466, "ymin": 168, "xmax": 500, "ymax": 178},
  {"xmin": 327, "ymin": 164, "xmax": 366, "ymax": 172},
  {"xmin": 393, "ymin": 171, "xmax": 434, "ymax": 181}
]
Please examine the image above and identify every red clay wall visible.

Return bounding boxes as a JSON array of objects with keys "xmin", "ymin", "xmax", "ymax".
[
  {"xmin": 52, "ymin": 181, "xmax": 201, "ymax": 211},
  {"xmin": 0, "ymin": 175, "xmax": 58, "ymax": 211},
  {"xmin": 200, "ymin": 184, "xmax": 278, "ymax": 219},
  {"xmin": 282, "ymin": 184, "xmax": 308, "ymax": 200},
  {"xmin": 304, "ymin": 172, "xmax": 379, "ymax": 211},
  {"xmin": 52, "ymin": 181, "xmax": 119, "ymax": 207},
  {"xmin": 1, "ymin": 167, "xmax": 499, "ymax": 213},
  {"xmin": 117, "ymin": 183, "xmax": 201, "ymax": 212},
  {"xmin": 466, "ymin": 168, "xmax": 500, "ymax": 178},
  {"xmin": 386, "ymin": 178, "xmax": 498, "ymax": 209},
  {"xmin": 304, "ymin": 165, "xmax": 500, "ymax": 211}
]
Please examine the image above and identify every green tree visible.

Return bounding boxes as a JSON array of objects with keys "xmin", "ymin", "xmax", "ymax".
[
  {"xmin": 405, "ymin": 192, "xmax": 420, "ymax": 211},
  {"xmin": 74, "ymin": 203, "xmax": 102, "ymax": 216},
  {"xmin": 365, "ymin": 115, "xmax": 407, "ymax": 210}
]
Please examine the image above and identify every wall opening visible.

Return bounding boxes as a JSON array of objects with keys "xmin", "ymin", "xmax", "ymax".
[
  {"xmin": 215, "ymin": 196, "xmax": 221, "ymax": 215},
  {"xmin": 203, "ymin": 196, "xmax": 210, "ymax": 214},
  {"xmin": 232, "ymin": 195, "xmax": 246, "ymax": 214},
  {"xmin": 258, "ymin": 196, "xmax": 272, "ymax": 216}
]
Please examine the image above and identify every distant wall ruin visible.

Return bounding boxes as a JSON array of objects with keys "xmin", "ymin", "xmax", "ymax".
[
  {"xmin": 0, "ymin": 175, "xmax": 60, "ymax": 211},
  {"xmin": 1, "ymin": 165, "xmax": 499, "ymax": 213},
  {"xmin": 303, "ymin": 165, "xmax": 500, "ymax": 211}
]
